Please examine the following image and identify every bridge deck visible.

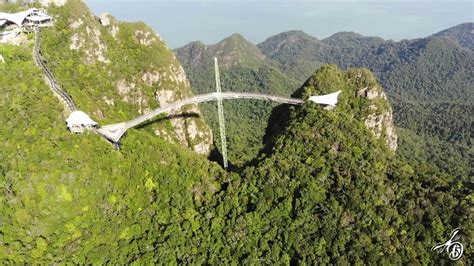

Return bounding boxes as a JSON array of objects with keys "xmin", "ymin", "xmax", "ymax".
[{"xmin": 96, "ymin": 92, "xmax": 305, "ymax": 143}]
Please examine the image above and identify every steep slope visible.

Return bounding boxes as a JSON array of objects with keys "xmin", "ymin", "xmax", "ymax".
[
  {"xmin": 176, "ymin": 34, "xmax": 299, "ymax": 165},
  {"xmin": 257, "ymin": 30, "xmax": 330, "ymax": 82},
  {"xmin": 0, "ymin": 1, "xmax": 226, "ymax": 263},
  {"xmin": 431, "ymin": 22, "xmax": 474, "ymax": 52},
  {"xmin": 394, "ymin": 101, "xmax": 473, "ymax": 178},
  {"xmin": 0, "ymin": 32, "xmax": 226, "ymax": 264},
  {"xmin": 195, "ymin": 66, "xmax": 472, "ymax": 264},
  {"xmin": 178, "ymin": 24, "xmax": 473, "ymax": 176},
  {"xmin": 360, "ymin": 36, "xmax": 473, "ymax": 103},
  {"xmin": 39, "ymin": 0, "xmax": 213, "ymax": 154}
]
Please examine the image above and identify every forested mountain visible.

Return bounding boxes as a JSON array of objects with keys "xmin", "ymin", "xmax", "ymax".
[
  {"xmin": 322, "ymin": 31, "xmax": 385, "ymax": 48},
  {"xmin": 37, "ymin": 1, "xmax": 214, "ymax": 155},
  {"xmin": 1, "ymin": 0, "xmax": 472, "ymax": 263},
  {"xmin": 205, "ymin": 66, "xmax": 472, "ymax": 264},
  {"xmin": 1, "ymin": 0, "xmax": 224, "ymax": 262},
  {"xmin": 176, "ymin": 34, "xmax": 300, "ymax": 164},
  {"xmin": 259, "ymin": 27, "xmax": 473, "ymax": 103},
  {"xmin": 431, "ymin": 22, "xmax": 474, "ymax": 52},
  {"xmin": 178, "ymin": 33, "xmax": 267, "ymax": 70},
  {"xmin": 255, "ymin": 30, "xmax": 327, "ymax": 82},
  {"xmin": 176, "ymin": 23, "xmax": 473, "ymax": 176}
]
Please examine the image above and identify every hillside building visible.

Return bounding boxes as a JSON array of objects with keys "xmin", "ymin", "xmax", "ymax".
[
  {"xmin": 66, "ymin": 111, "xmax": 98, "ymax": 134},
  {"xmin": 0, "ymin": 8, "xmax": 53, "ymax": 43}
]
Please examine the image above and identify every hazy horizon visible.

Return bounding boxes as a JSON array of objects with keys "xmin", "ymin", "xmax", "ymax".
[{"xmin": 84, "ymin": 0, "xmax": 473, "ymax": 48}]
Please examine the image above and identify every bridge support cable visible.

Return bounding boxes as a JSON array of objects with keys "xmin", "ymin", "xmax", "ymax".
[{"xmin": 214, "ymin": 58, "xmax": 228, "ymax": 168}]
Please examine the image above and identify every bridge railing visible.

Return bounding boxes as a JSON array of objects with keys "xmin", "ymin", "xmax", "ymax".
[{"xmin": 125, "ymin": 92, "xmax": 304, "ymax": 130}]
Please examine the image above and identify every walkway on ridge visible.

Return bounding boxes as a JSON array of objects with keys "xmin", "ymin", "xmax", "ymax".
[
  {"xmin": 96, "ymin": 91, "xmax": 305, "ymax": 143},
  {"xmin": 33, "ymin": 27, "xmax": 77, "ymax": 112}
]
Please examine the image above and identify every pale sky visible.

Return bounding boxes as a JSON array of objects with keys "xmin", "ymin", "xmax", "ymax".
[{"xmin": 84, "ymin": 0, "xmax": 474, "ymax": 48}]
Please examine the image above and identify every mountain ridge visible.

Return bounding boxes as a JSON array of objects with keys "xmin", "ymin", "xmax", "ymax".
[
  {"xmin": 177, "ymin": 32, "xmax": 266, "ymax": 70},
  {"xmin": 176, "ymin": 22, "xmax": 473, "ymax": 175},
  {"xmin": 431, "ymin": 22, "xmax": 473, "ymax": 51}
]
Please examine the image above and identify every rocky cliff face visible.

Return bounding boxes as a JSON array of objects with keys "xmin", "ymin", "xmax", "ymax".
[
  {"xmin": 39, "ymin": 0, "xmax": 212, "ymax": 154},
  {"xmin": 298, "ymin": 65, "xmax": 397, "ymax": 151},
  {"xmin": 349, "ymin": 69, "xmax": 398, "ymax": 151},
  {"xmin": 358, "ymin": 85, "xmax": 398, "ymax": 151}
]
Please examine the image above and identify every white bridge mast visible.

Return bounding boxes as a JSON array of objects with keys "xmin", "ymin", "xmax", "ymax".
[
  {"xmin": 95, "ymin": 59, "xmax": 342, "ymax": 155},
  {"xmin": 214, "ymin": 57, "xmax": 228, "ymax": 168}
]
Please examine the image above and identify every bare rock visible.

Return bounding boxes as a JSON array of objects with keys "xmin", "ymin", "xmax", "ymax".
[
  {"xmin": 116, "ymin": 79, "xmax": 135, "ymax": 103},
  {"xmin": 155, "ymin": 89, "xmax": 175, "ymax": 106},
  {"xmin": 70, "ymin": 25, "xmax": 109, "ymax": 64},
  {"xmin": 142, "ymin": 71, "xmax": 161, "ymax": 87},
  {"xmin": 69, "ymin": 33, "xmax": 83, "ymax": 50},
  {"xmin": 134, "ymin": 30, "xmax": 159, "ymax": 46},
  {"xmin": 39, "ymin": 0, "xmax": 67, "ymax": 6},
  {"xmin": 98, "ymin": 13, "xmax": 119, "ymax": 38},
  {"xmin": 102, "ymin": 96, "xmax": 115, "ymax": 106},
  {"xmin": 70, "ymin": 18, "xmax": 83, "ymax": 30},
  {"xmin": 358, "ymin": 86, "xmax": 398, "ymax": 151}
]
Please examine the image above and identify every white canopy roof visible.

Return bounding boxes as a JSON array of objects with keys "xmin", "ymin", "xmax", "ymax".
[
  {"xmin": 308, "ymin": 90, "xmax": 342, "ymax": 107},
  {"xmin": 0, "ymin": 8, "xmax": 52, "ymax": 27},
  {"xmin": 66, "ymin": 111, "xmax": 98, "ymax": 127},
  {"xmin": 26, "ymin": 12, "xmax": 52, "ymax": 23}
]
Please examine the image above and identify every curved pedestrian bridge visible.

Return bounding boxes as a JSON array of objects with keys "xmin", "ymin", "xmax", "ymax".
[{"xmin": 96, "ymin": 91, "xmax": 341, "ymax": 143}]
